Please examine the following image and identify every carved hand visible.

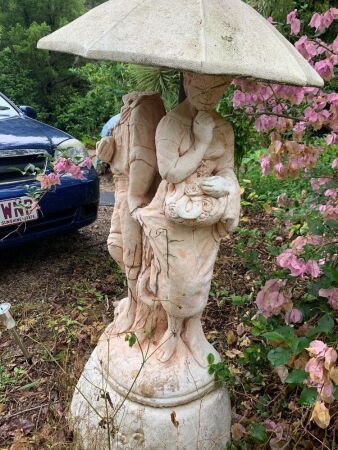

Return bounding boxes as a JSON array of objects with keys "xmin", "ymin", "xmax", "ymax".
[
  {"xmin": 193, "ymin": 112, "xmax": 215, "ymax": 145},
  {"xmin": 201, "ymin": 176, "xmax": 233, "ymax": 199}
]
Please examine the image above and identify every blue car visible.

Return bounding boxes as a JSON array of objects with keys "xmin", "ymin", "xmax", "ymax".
[{"xmin": 0, "ymin": 92, "xmax": 99, "ymax": 248}]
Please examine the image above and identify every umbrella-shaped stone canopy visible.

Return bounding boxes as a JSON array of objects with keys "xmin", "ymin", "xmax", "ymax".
[{"xmin": 37, "ymin": 0, "xmax": 323, "ymax": 87}]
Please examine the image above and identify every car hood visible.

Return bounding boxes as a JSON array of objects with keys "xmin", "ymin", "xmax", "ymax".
[{"xmin": 0, "ymin": 116, "xmax": 72, "ymax": 153}]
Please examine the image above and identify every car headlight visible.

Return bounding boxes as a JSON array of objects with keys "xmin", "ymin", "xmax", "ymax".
[{"xmin": 54, "ymin": 139, "xmax": 89, "ymax": 162}]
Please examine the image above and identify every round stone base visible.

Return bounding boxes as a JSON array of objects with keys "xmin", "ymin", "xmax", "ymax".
[{"xmin": 71, "ymin": 346, "xmax": 231, "ymax": 450}]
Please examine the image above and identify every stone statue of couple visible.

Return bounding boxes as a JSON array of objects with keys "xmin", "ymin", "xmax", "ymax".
[{"xmin": 97, "ymin": 71, "xmax": 241, "ymax": 369}]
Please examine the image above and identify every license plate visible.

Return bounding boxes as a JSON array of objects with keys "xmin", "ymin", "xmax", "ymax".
[{"xmin": 0, "ymin": 196, "xmax": 39, "ymax": 228}]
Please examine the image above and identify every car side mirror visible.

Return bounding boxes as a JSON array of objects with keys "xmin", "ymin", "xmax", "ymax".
[{"xmin": 20, "ymin": 106, "xmax": 37, "ymax": 119}]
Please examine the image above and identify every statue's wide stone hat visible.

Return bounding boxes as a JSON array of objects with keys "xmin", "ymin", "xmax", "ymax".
[{"xmin": 38, "ymin": 0, "xmax": 323, "ymax": 87}]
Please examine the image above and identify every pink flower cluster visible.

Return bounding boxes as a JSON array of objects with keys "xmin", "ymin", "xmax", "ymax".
[
  {"xmin": 325, "ymin": 188, "xmax": 338, "ymax": 198},
  {"xmin": 319, "ymin": 288, "xmax": 338, "ymax": 310},
  {"xmin": 295, "ymin": 36, "xmax": 323, "ymax": 61},
  {"xmin": 287, "ymin": 9, "xmax": 301, "ymax": 36},
  {"xmin": 319, "ymin": 203, "xmax": 338, "ymax": 221},
  {"xmin": 305, "ymin": 340, "xmax": 337, "ymax": 404},
  {"xmin": 255, "ymin": 279, "xmax": 304, "ymax": 323},
  {"xmin": 38, "ymin": 173, "xmax": 61, "ymax": 190},
  {"xmin": 255, "ymin": 279, "xmax": 292, "ymax": 319},
  {"xmin": 290, "ymin": 234, "xmax": 322, "ymax": 254},
  {"xmin": 260, "ymin": 137, "xmax": 322, "ymax": 179},
  {"xmin": 232, "ymin": 10, "xmax": 337, "ymax": 182},
  {"xmin": 310, "ymin": 177, "xmax": 330, "ymax": 191},
  {"xmin": 277, "ymin": 249, "xmax": 321, "ymax": 278},
  {"xmin": 53, "ymin": 156, "xmax": 92, "ymax": 180},
  {"xmin": 326, "ymin": 133, "xmax": 338, "ymax": 145},
  {"xmin": 309, "ymin": 8, "xmax": 338, "ymax": 34}
]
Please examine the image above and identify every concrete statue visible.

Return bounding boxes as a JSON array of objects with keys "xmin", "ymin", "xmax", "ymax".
[
  {"xmin": 71, "ymin": 74, "xmax": 240, "ymax": 449},
  {"xmin": 96, "ymin": 92, "xmax": 165, "ymax": 333}
]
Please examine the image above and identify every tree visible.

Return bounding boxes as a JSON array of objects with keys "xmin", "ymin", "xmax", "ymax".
[
  {"xmin": 0, "ymin": 0, "xmax": 88, "ymax": 127},
  {"xmin": 0, "ymin": 0, "xmax": 86, "ymax": 31}
]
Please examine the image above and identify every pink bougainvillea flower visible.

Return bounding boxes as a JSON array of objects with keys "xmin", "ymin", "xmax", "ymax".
[
  {"xmin": 293, "ymin": 121, "xmax": 306, "ymax": 140},
  {"xmin": 291, "ymin": 235, "xmax": 322, "ymax": 254},
  {"xmin": 326, "ymin": 133, "xmax": 338, "ymax": 145},
  {"xmin": 277, "ymin": 249, "xmax": 307, "ymax": 277},
  {"xmin": 324, "ymin": 188, "xmax": 338, "ymax": 198},
  {"xmin": 307, "ymin": 340, "xmax": 328, "ymax": 358},
  {"xmin": 266, "ymin": 16, "xmax": 276, "ymax": 25},
  {"xmin": 80, "ymin": 156, "xmax": 93, "ymax": 170},
  {"xmin": 305, "ymin": 357, "xmax": 325, "ymax": 384},
  {"xmin": 310, "ymin": 9, "xmax": 337, "ymax": 34},
  {"xmin": 260, "ymin": 154, "xmax": 271, "ymax": 176},
  {"xmin": 38, "ymin": 173, "xmax": 61, "ymax": 190},
  {"xmin": 274, "ymin": 162, "xmax": 285, "ymax": 176},
  {"xmin": 291, "ymin": 236, "xmax": 308, "ymax": 253},
  {"xmin": 255, "ymin": 279, "xmax": 290, "ymax": 319},
  {"xmin": 287, "ymin": 9, "xmax": 301, "ymax": 35},
  {"xmin": 319, "ymin": 288, "xmax": 338, "ymax": 310},
  {"xmin": 332, "ymin": 159, "xmax": 338, "ymax": 170},
  {"xmin": 255, "ymin": 115, "xmax": 278, "ymax": 132},
  {"xmin": 276, "ymin": 249, "xmax": 295, "ymax": 267},
  {"xmin": 67, "ymin": 164, "xmax": 84, "ymax": 180},
  {"xmin": 232, "ymin": 90, "xmax": 247, "ymax": 109},
  {"xmin": 54, "ymin": 157, "xmax": 72, "ymax": 174},
  {"xmin": 324, "ymin": 348, "xmax": 337, "ymax": 370},
  {"xmin": 310, "ymin": 177, "xmax": 330, "ymax": 191},
  {"xmin": 314, "ymin": 59, "xmax": 334, "ymax": 81},
  {"xmin": 310, "ymin": 13, "xmax": 323, "ymax": 32},
  {"xmin": 320, "ymin": 382, "xmax": 335, "ymax": 403},
  {"xmin": 295, "ymin": 36, "xmax": 318, "ymax": 61},
  {"xmin": 319, "ymin": 204, "xmax": 338, "ymax": 221},
  {"xmin": 306, "ymin": 260, "xmax": 321, "ymax": 278},
  {"xmin": 285, "ymin": 308, "xmax": 303, "ymax": 324}
]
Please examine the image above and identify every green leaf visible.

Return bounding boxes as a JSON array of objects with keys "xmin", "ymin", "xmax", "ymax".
[
  {"xmin": 307, "ymin": 314, "xmax": 334, "ymax": 337},
  {"xmin": 307, "ymin": 216, "xmax": 325, "ymax": 235},
  {"xmin": 249, "ymin": 423, "xmax": 268, "ymax": 443},
  {"xmin": 128, "ymin": 333, "xmax": 137, "ymax": 347},
  {"xmin": 267, "ymin": 348, "xmax": 291, "ymax": 368},
  {"xmin": 285, "ymin": 369, "xmax": 308, "ymax": 385},
  {"xmin": 295, "ymin": 337, "xmax": 311, "ymax": 355},
  {"xmin": 263, "ymin": 326, "xmax": 297, "ymax": 351},
  {"xmin": 334, "ymin": 385, "xmax": 338, "ymax": 401},
  {"xmin": 299, "ymin": 387, "xmax": 318, "ymax": 406},
  {"xmin": 207, "ymin": 353, "xmax": 215, "ymax": 365}
]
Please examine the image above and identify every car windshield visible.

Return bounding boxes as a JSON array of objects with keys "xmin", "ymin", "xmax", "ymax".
[{"xmin": 0, "ymin": 95, "xmax": 19, "ymax": 119}]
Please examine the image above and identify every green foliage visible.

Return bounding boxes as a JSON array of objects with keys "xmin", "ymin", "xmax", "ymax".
[
  {"xmin": 0, "ymin": 0, "xmax": 89, "ymax": 125},
  {"xmin": 218, "ymin": 86, "xmax": 265, "ymax": 169},
  {"xmin": 207, "ymin": 353, "xmax": 233, "ymax": 383},
  {"xmin": 285, "ymin": 369, "xmax": 309, "ymax": 384},
  {"xmin": 248, "ymin": 423, "xmax": 268, "ymax": 443},
  {"xmin": 267, "ymin": 348, "xmax": 292, "ymax": 368},
  {"xmin": 54, "ymin": 62, "xmax": 131, "ymax": 139},
  {"xmin": 125, "ymin": 332, "xmax": 137, "ymax": 348},
  {"xmin": 127, "ymin": 65, "xmax": 180, "ymax": 111},
  {"xmin": 0, "ymin": 364, "xmax": 26, "ymax": 401},
  {"xmin": 299, "ymin": 387, "xmax": 318, "ymax": 406}
]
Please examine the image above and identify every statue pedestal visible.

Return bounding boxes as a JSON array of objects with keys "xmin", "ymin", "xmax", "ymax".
[{"xmin": 70, "ymin": 327, "xmax": 231, "ymax": 450}]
